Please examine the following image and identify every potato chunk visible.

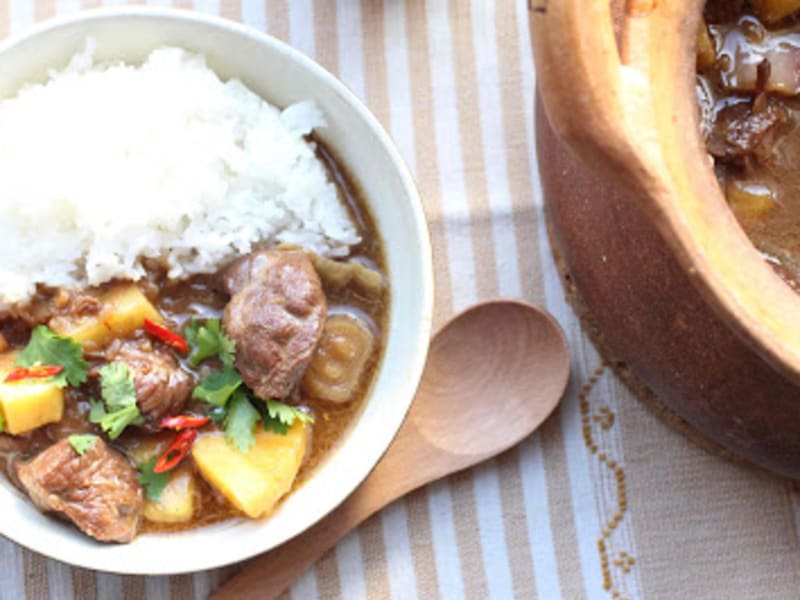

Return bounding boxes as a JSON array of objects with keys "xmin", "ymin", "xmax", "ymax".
[
  {"xmin": 302, "ymin": 314, "xmax": 375, "ymax": 403},
  {"xmin": 192, "ymin": 422, "xmax": 307, "ymax": 519},
  {"xmin": 125, "ymin": 436, "xmax": 195, "ymax": 524},
  {"xmin": 49, "ymin": 313, "xmax": 111, "ymax": 349},
  {"xmin": 752, "ymin": 0, "xmax": 800, "ymax": 24},
  {"xmin": 726, "ymin": 178, "xmax": 777, "ymax": 221},
  {"xmin": 143, "ymin": 467, "xmax": 195, "ymax": 524},
  {"xmin": 101, "ymin": 284, "xmax": 163, "ymax": 337},
  {"xmin": 49, "ymin": 283, "xmax": 163, "ymax": 350},
  {"xmin": 0, "ymin": 355, "xmax": 63, "ymax": 435}
]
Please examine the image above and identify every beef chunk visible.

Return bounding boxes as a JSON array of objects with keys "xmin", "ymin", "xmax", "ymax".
[
  {"xmin": 17, "ymin": 438, "xmax": 142, "ymax": 543},
  {"xmin": 109, "ymin": 340, "xmax": 193, "ymax": 429},
  {"xmin": 706, "ymin": 99, "xmax": 791, "ymax": 167},
  {"xmin": 223, "ymin": 249, "xmax": 326, "ymax": 400}
]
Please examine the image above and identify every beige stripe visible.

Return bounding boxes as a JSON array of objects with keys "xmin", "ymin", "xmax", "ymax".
[
  {"xmin": 219, "ymin": 0, "xmax": 241, "ymax": 21},
  {"xmin": 404, "ymin": 489, "xmax": 439, "ymax": 599},
  {"xmin": 172, "ymin": 0, "xmax": 193, "ymax": 10},
  {"xmin": 314, "ymin": 550, "xmax": 342, "ymax": 598},
  {"xmin": 312, "ymin": 0, "xmax": 337, "ymax": 74},
  {"xmin": 403, "ymin": 1, "xmax": 453, "ymax": 590},
  {"xmin": 169, "ymin": 574, "xmax": 194, "ymax": 600},
  {"xmin": 81, "ymin": 0, "xmax": 101, "ymax": 10},
  {"xmin": 359, "ymin": 0, "xmax": 389, "ymax": 128},
  {"xmin": 265, "ymin": 0, "xmax": 288, "ymax": 41},
  {"xmin": 449, "ymin": 471, "xmax": 487, "ymax": 599},
  {"xmin": 22, "ymin": 550, "xmax": 49, "ymax": 600},
  {"xmin": 539, "ymin": 408, "xmax": 586, "ymax": 599},
  {"xmin": 406, "ymin": 0, "xmax": 453, "ymax": 328},
  {"xmin": 359, "ymin": 513, "xmax": 391, "ymax": 599},
  {"xmin": 34, "ymin": 0, "xmax": 55, "ymax": 21},
  {"xmin": 497, "ymin": 446, "xmax": 538, "ymax": 598},
  {"xmin": 450, "ymin": 0, "xmax": 500, "ymax": 300},
  {"xmin": 71, "ymin": 568, "xmax": 97, "ymax": 600},
  {"xmin": 121, "ymin": 575, "xmax": 145, "ymax": 600},
  {"xmin": 495, "ymin": 0, "xmax": 544, "ymax": 304}
]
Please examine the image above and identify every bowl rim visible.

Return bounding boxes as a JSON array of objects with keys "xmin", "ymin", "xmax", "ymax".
[{"xmin": 0, "ymin": 6, "xmax": 434, "ymax": 574}]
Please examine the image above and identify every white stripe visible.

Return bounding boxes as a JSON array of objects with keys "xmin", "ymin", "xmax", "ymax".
[
  {"xmin": 791, "ymin": 485, "xmax": 800, "ymax": 547},
  {"xmin": 99, "ymin": 0, "xmax": 128, "ymax": 8},
  {"xmin": 424, "ymin": 0, "xmax": 479, "ymax": 595},
  {"xmin": 382, "ymin": 0, "xmax": 414, "ymax": 173},
  {"xmin": 54, "ymin": 0, "xmax": 81, "ymax": 16},
  {"xmin": 7, "ymin": 0, "xmax": 33, "ymax": 35},
  {"xmin": 469, "ymin": 0, "xmax": 521, "ymax": 298},
  {"xmin": 335, "ymin": 530, "xmax": 367, "ymax": 600},
  {"xmin": 0, "ymin": 540, "xmax": 25, "ymax": 600},
  {"xmin": 95, "ymin": 573, "xmax": 122, "ymax": 599},
  {"xmin": 472, "ymin": 461, "xmax": 514, "ymax": 600},
  {"xmin": 192, "ymin": 0, "xmax": 220, "ymax": 15},
  {"xmin": 289, "ymin": 565, "xmax": 319, "ymax": 600},
  {"xmin": 240, "ymin": 0, "xmax": 265, "ymax": 33},
  {"xmin": 426, "ymin": 0, "xmax": 477, "ymax": 313},
  {"xmin": 146, "ymin": 0, "xmax": 173, "ymax": 8},
  {"xmin": 46, "ymin": 559, "xmax": 74, "ymax": 600},
  {"xmin": 145, "ymin": 575, "xmax": 170, "ymax": 600},
  {"xmin": 519, "ymin": 436, "xmax": 563, "ymax": 599},
  {"xmin": 512, "ymin": 0, "xmax": 608, "ymax": 597},
  {"xmin": 288, "ymin": 0, "xmax": 314, "ymax": 58},
  {"xmin": 192, "ymin": 572, "xmax": 212, "ymax": 600},
  {"xmin": 426, "ymin": 480, "xmax": 466, "ymax": 600},
  {"xmin": 381, "ymin": 501, "xmax": 418, "ymax": 600},
  {"xmin": 335, "ymin": 0, "xmax": 364, "ymax": 101}
]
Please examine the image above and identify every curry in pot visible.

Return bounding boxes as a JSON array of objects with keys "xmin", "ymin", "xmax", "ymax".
[
  {"xmin": 0, "ymin": 147, "xmax": 387, "ymax": 543},
  {"xmin": 698, "ymin": 0, "xmax": 800, "ymax": 289}
]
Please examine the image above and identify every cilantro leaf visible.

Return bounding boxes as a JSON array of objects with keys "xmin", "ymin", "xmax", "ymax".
[
  {"xmin": 99, "ymin": 362, "xmax": 136, "ymax": 411},
  {"xmin": 0, "ymin": 410, "xmax": 4, "ymax": 432},
  {"xmin": 15, "ymin": 325, "xmax": 88, "ymax": 387},
  {"xmin": 88, "ymin": 362, "xmax": 143, "ymax": 439},
  {"xmin": 137, "ymin": 457, "xmax": 170, "ymax": 502},
  {"xmin": 261, "ymin": 398, "xmax": 314, "ymax": 434},
  {"xmin": 192, "ymin": 366, "xmax": 242, "ymax": 407},
  {"xmin": 223, "ymin": 390, "xmax": 259, "ymax": 453},
  {"xmin": 68, "ymin": 434, "xmax": 98, "ymax": 456},
  {"xmin": 185, "ymin": 318, "xmax": 236, "ymax": 367}
]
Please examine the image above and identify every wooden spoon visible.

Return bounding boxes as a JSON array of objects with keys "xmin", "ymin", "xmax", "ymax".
[{"xmin": 212, "ymin": 300, "xmax": 570, "ymax": 599}]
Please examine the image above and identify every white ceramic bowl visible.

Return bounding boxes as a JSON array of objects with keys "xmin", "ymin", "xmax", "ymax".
[{"xmin": 0, "ymin": 8, "xmax": 432, "ymax": 574}]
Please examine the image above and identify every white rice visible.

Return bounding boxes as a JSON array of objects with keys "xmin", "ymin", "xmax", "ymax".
[{"xmin": 0, "ymin": 40, "xmax": 360, "ymax": 304}]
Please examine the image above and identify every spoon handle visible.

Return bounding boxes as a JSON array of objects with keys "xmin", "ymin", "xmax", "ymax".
[{"xmin": 210, "ymin": 425, "xmax": 431, "ymax": 600}]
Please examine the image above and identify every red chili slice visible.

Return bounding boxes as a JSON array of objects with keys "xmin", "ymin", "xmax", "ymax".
[
  {"xmin": 154, "ymin": 429, "xmax": 197, "ymax": 474},
  {"xmin": 4, "ymin": 365, "xmax": 64, "ymax": 383},
  {"xmin": 144, "ymin": 319, "xmax": 189, "ymax": 353},
  {"xmin": 159, "ymin": 415, "xmax": 210, "ymax": 431}
]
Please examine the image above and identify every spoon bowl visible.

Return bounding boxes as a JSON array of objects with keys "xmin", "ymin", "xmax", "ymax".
[
  {"xmin": 212, "ymin": 300, "xmax": 569, "ymax": 599},
  {"xmin": 414, "ymin": 299, "xmax": 571, "ymax": 460}
]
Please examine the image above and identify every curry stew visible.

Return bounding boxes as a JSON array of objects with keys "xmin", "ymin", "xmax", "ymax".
[{"xmin": 0, "ymin": 145, "xmax": 388, "ymax": 542}]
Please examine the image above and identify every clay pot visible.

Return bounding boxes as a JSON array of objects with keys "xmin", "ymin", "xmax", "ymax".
[{"xmin": 530, "ymin": 0, "xmax": 800, "ymax": 479}]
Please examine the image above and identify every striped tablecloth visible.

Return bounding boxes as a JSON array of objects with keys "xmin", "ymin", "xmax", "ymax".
[{"xmin": 1, "ymin": 1, "xmax": 799, "ymax": 598}]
